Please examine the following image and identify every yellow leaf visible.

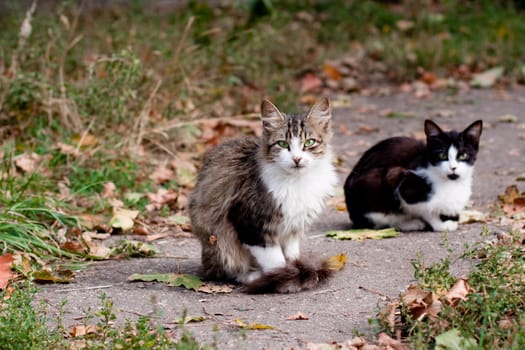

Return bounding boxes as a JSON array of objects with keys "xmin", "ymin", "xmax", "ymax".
[
  {"xmin": 233, "ymin": 319, "xmax": 274, "ymax": 330},
  {"xmin": 326, "ymin": 253, "xmax": 347, "ymax": 271}
]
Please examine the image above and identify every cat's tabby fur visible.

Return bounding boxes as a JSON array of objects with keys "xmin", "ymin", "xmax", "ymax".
[
  {"xmin": 344, "ymin": 119, "xmax": 483, "ymax": 231},
  {"xmin": 189, "ymin": 98, "xmax": 338, "ymax": 293}
]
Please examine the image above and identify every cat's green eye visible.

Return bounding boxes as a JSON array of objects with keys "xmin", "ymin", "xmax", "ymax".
[
  {"xmin": 277, "ymin": 140, "xmax": 289, "ymax": 149},
  {"xmin": 458, "ymin": 153, "xmax": 468, "ymax": 160},
  {"xmin": 304, "ymin": 138, "xmax": 316, "ymax": 148},
  {"xmin": 438, "ymin": 153, "xmax": 448, "ymax": 160}
]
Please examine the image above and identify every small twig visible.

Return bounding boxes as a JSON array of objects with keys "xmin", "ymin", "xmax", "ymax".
[
  {"xmin": 54, "ymin": 284, "xmax": 115, "ymax": 293},
  {"xmin": 74, "ymin": 117, "xmax": 95, "ymax": 154},
  {"xmin": 149, "ymin": 113, "xmax": 260, "ymax": 135},
  {"xmin": 129, "ymin": 79, "xmax": 162, "ymax": 155},
  {"xmin": 311, "ymin": 287, "xmax": 345, "ymax": 295},
  {"xmin": 358, "ymin": 285, "xmax": 392, "ymax": 301},
  {"xmin": 173, "ymin": 16, "xmax": 195, "ymax": 67}
]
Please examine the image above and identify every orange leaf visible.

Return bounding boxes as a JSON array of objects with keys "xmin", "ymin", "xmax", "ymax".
[
  {"xmin": 0, "ymin": 254, "xmax": 15, "ymax": 289},
  {"xmin": 323, "ymin": 63, "xmax": 342, "ymax": 81}
]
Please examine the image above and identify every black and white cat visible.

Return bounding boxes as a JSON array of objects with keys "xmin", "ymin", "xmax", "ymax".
[
  {"xmin": 189, "ymin": 98, "xmax": 338, "ymax": 293},
  {"xmin": 344, "ymin": 119, "xmax": 483, "ymax": 231}
]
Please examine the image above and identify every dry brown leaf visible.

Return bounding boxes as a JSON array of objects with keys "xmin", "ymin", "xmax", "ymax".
[
  {"xmin": 56, "ymin": 142, "xmax": 81, "ymax": 156},
  {"xmin": 300, "ymin": 72, "xmax": 323, "ymax": 93},
  {"xmin": 377, "ymin": 332, "xmax": 408, "ymax": 350},
  {"xmin": 149, "ymin": 165, "xmax": 174, "ymax": 184},
  {"xmin": 499, "ymin": 185, "xmax": 521, "ymax": 205},
  {"xmin": 401, "ymin": 285, "xmax": 441, "ymax": 320},
  {"xmin": 70, "ymin": 324, "xmax": 99, "ymax": 337},
  {"xmin": 14, "ymin": 152, "xmax": 40, "ymax": 173},
  {"xmin": 286, "ymin": 312, "xmax": 309, "ymax": 320},
  {"xmin": 101, "ymin": 182, "xmax": 117, "ymax": 198},
  {"xmin": 146, "ymin": 188, "xmax": 178, "ymax": 211},
  {"xmin": 444, "ymin": 278, "xmax": 472, "ymax": 305},
  {"xmin": 82, "ymin": 232, "xmax": 111, "ymax": 259}
]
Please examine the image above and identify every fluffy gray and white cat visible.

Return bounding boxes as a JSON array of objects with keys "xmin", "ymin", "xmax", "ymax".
[{"xmin": 189, "ymin": 98, "xmax": 338, "ymax": 293}]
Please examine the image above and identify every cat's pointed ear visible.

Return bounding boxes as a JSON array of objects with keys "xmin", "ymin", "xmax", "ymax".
[
  {"xmin": 424, "ymin": 119, "xmax": 443, "ymax": 138},
  {"xmin": 261, "ymin": 99, "xmax": 285, "ymax": 131},
  {"xmin": 463, "ymin": 120, "xmax": 483, "ymax": 146},
  {"xmin": 306, "ymin": 97, "xmax": 331, "ymax": 121}
]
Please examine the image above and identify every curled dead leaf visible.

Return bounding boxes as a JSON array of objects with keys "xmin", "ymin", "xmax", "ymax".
[
  {"xmin": 109, "ymin": 208, "xmax": 139, "ymax": 231},
  {"xmin": 444, "ymin": 278, "xmax": 472, "ymax": 306}
]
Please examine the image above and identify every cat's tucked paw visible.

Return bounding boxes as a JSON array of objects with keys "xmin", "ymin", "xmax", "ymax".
[
  {"xmin": 397, "ymin": 219, "xmax": 427, "ymax": 232},
  {"xmin": 431, "ymin": 220, "xmax": 459, "ymax": 232}
]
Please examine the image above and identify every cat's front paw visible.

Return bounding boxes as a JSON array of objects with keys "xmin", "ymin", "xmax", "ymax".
[{"xmin": 431, "ymin": 220, "xmax": 459, "ymax": 232}]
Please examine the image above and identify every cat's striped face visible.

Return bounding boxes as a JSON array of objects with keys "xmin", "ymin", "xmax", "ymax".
[
  {"xmin": 260, "ymin": 99, "xmax": 332, "ymax": 172},
  {"xmin": 425, "ymin": 120, "xmax": 483, "ymax": 180}
]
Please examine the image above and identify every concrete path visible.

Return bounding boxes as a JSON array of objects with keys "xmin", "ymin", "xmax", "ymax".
[{"xmin": 37, "ymin": 87, "xmax": 525, "ymax": 349}]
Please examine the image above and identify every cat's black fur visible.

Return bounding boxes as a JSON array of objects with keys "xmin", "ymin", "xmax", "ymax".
[{"xmin": 344, "ymin": 119, "xmax": 483, "ymax": 231}]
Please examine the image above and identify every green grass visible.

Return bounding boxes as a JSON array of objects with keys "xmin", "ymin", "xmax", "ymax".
[
  {"xmin": 379, "ymin": 231, "xmax": 525, "ymax": 349},
  {"xmin": 1, "ymin": 2, "xmax": 525, "ymax": 348},
  {"xmin": 0, "ymin": 285, "xmax": 209, "ymax": 350}
]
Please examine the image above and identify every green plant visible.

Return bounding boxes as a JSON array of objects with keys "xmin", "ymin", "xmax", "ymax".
[
  {"xmin": 393, "ymin": 233, "xmax": 525, "ymax": 349},
  {"xmin": 0, "ymin": 284, "xmax": 66, "ymax": 350}
]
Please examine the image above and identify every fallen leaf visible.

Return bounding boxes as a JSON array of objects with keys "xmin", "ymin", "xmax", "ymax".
[
  {"xmin": 444, "ymin": 278, "xmax": 471, "ymax": 305},
  {"xmin": 499, "ymin": 185, "xmax": 521, "ymax": 205},
  {"xmin": 323, "ymin": 63, "xmax": 342, "ymax": 81},
  {"xmin": 112, "ymin": 240, "xmax": 158, "ymax": 257},
  {"xmin": 146, "ymin": 188, "xmax": 178, "ymax": 212},
  {"xmin": 72, "ymin": 133, "xmax": 99, "ymax": 147},
  {"xmin": 496, "ymin": 114, "xmax": 518, "ymax": 123},
  {"xmin": 109, "ymin": 208, "xmax": 139, "ymax": 231},
  {"xmin": 101, "ymin": 182, "xmax": 117, "ymax": 198},
  {"xmin": 128, "ymin": 273, "xmax": 203, "ymax": 290},
  {"xmin": 435, "ymin": 328, "xmax": 477, "ymax": 350},
  {"xmin": 377, "ymin": 332, "xmax": 407, "ymax": 350},
  {"xmin": 56, "ymin": 142, "xmax": 81, "ymax": 156},
  {"xmin": 178, "ymin": 315, "xmax": 207, "ymax": 324},
  {"xmin": 196, "ymin": 282, "xmax": 235, "ymax": 294},
  {"xmin": 82, "ymin": 232, "xmax": 112, "ymax": 259},
  {"xmin": 326, "ymin": 227, "xmax": 399, "ymax": 241},
  {"xmin": 470, "ymin": 66, "xmax": 504, "ymax": 88},
  {"xmin": 326, "ymin": 253, "xmax": 347, "ymax": 271},
  {"xmin": 149, "ymin": 165, "xmax": 174, "ymax": 184},
  {"xmin": 233, "ymin": 319, "xmax": 274, "ymax": 330},
  {"xmin": 401, "ymin": 285, "xmax": 442, "ymax": 320},
  {"xmin": 459, "ymin": 210, "xmax": 489, "ymax": 224},
  {"xmin": 166, "ymin": 214, "xmax": 190, "ymax": 226},
  {"xmin": 14, "ymin": 152, "xmax": 40, "ymax": 173},
  {"xmin": 286, "ymin": 312, "xmax": 309, "ymax": 320},
  {"xmin": 33, "ymin": 268, "xmax": 74, "ymax": 283},
  {"xmin": 300, "ymin": 72, "xmax": 323, "ymax": 93},
  {"xmin": 70, "ymin": 324, "xmax": 99, "ymax": 337},
  {"xmin": 0, "ymin": 254, "xmax": 15, "ymax": 289}
]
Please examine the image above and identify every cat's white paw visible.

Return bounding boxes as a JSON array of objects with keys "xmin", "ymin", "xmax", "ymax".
[
  {"xmin": 432, "ymin": 220, "xmax": 458, "ymax": 232},
  {"xmin": 397, "ymin": 219, "xmax": 427, "ymax": 231}
]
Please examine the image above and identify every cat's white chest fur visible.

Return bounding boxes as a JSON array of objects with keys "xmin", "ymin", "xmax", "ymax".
[
  {"xmin": 260, "ymin": 152, "xmax": 337, "ymax": 235},
  {"xmin": 400, "ymin": 165, "xmax": 473, "ymax": 231}
]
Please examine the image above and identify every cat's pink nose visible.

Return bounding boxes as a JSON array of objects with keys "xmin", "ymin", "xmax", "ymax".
[{"xmin": 293, "ymin": 156, "xmax": 302, "ymax": 165}]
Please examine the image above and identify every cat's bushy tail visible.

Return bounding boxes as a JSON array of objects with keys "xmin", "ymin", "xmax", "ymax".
[{"xmin": 243, "ymin": 259, "xmax": 335, "ymax": 294}]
